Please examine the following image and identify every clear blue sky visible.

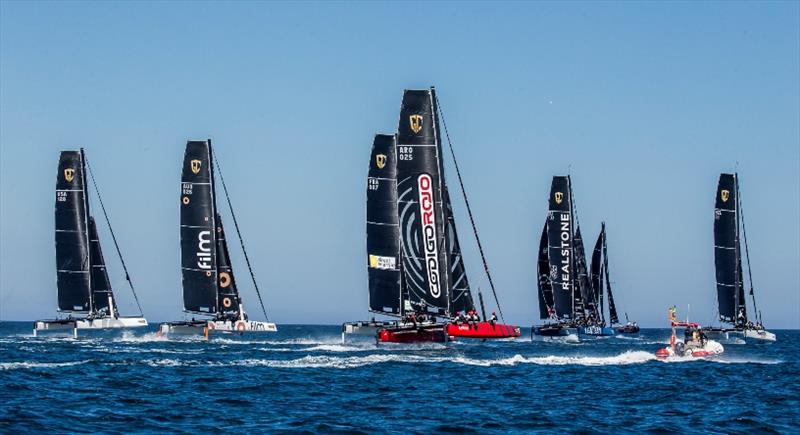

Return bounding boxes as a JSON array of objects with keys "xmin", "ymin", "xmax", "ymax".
[{"xmin": 1, "ymin": 1, "xmax": 798, "ymax": 328}]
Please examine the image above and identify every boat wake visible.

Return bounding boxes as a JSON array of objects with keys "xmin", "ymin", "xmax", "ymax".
[{"xmin": 0, "ymin": 360, "xmax": 91, "ymax": 370}]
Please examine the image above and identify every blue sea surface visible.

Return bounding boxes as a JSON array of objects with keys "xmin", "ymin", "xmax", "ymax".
[{"xmin": 0, "ymin": 322, "xmax": 797, "ymax": 433}]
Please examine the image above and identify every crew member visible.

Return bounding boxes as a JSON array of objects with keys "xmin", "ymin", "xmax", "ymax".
[{"xmin": 490, "ymin": 311, "xmax": 497, "ymax": 326}]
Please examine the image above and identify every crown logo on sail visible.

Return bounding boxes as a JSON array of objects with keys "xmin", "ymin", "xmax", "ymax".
[
  {"xmin": 554, "ymin": 191, "xmax": 563, "ymax": 204},
  {"xmin": 721, "ymin": 189, "xmax": 730, "ymax": 203},
  {"xmin": 376, "ymin": 154, "xmax": 387, "ymax": 169},
  {"xmin": 64, "ymin": 168, "xmax": 75, "ymax": 182},
  {"xmin": 190, "ymin": 159, "xmax": 202, "ymax": 175},
  {"xmin": 409, "ymin": 114, "xmax": 423, "ymax": 134}
]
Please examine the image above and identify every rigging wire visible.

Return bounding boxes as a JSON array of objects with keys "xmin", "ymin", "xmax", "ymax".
[
  {"xmin": 211, "ymin": 150, "xmax": 270, "ymax": 322},
  {"xmin": 737, "ymin": 174, "xmax": 759, "ymax": 324},
  {"xmin": 434, "ymin": 92, "xmax": 506, "ymax": 324},
  {"xmin": 84, "ymin": 154, "xmax": 144, "ymax": 317}
]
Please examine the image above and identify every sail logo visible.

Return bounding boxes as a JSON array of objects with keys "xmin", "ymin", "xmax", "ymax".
[
  {"xmin": 554, "ymin": 191, "xmax": 563, "ymax": 204},
  {"xmin": 64, "ymin": 168, "xmax": 75, "ymax": 182},
  {"xmin": 369, "ymin": 254, "xmax": 396, "ymax": 270},
  {"xmin": 559, "ymin": 213, "xmax": 571, "ymax": 291},
  {"xmin": 721, "ymin": 189, "xmax": 730, "ymax": 202},
  {"xmin": 376, "ymin": 154, "xmax": 387, "ymax": 169},
  {"xmin": 409, "ymin": 114, "xmax": 423, "ymax": 134},
  {"xmin": 196, "ymin": 230, "xmax": 213, "ymax": 270},
  {"xmin": 190, "ymin": 159, "xmax": 202, "ymax": 175},
  {"xmin": 418, "ymin": 173, "xmax": 441, "ymax": 298}
]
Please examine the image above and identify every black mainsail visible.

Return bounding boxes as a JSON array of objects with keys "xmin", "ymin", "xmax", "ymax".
[
  {"xmin": 603, "ymin": 229, "xmax": 619, "ymax": 325},
  {"xmin": 574, "ymin": 226, "xmax": 594, "ymax": 318},
  {"xmin": 366, "ymin": 134, "xmax": 403, "ymax": 316},
  {"xmin": 590, "ymin": 226, "xmax": 604, "ymax": 323},
  {"xmin": 396, "ymin": 89, "xmax": 450, "ymax": 316},
  {"xmin": 714, "ymin": 173, "xmax": 747, "ymax": 325},
  {"xmin": 590, "ymin": 223, "xmax": 619, "ymax": 325},
  {"xmin": 537, "ymin": 223, "xmax": 554, "ymax": 319},
  {"xmin": 180, "ymin": 141, "xmax": 219, "ymax": 314},
  {"xmin": 55, "ymin": 151, "xmax": 92, "ymax": 313},
  {"xmin": 546, "ymin": 176, "xmax": 574, "ymax": 321}
]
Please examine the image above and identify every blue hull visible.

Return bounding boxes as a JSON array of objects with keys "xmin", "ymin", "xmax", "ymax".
[{"xmin": 577, "ymin": 326, "xmax": 616, "ymax": 336}]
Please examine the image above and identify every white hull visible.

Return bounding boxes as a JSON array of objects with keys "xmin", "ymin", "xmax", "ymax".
[
  {"xmin": 705, "ymin": 328, "xmax": 776, "ymax": 342},
  {"xmin": 743, "ymin": 328, "xmax": 776, "ymax": 341},
  {"xmin": 658, "ymin": 339, "xmax": 724, "ymax": 358},
  {"xmin": 33, "ymin": 316, "xmax": 148, "ymax": 337},
  {"xmin": 341, "ymin": 320, "xmax": 398, "ymax": 342},
  {"xmin": 158, "ymin": 320, "xmax": 277, "ymax": 337}
]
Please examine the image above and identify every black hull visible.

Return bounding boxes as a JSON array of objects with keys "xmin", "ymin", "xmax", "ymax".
[{"xmin": 614, "ymin": 325, "xmax": 640, "ymax": 334}]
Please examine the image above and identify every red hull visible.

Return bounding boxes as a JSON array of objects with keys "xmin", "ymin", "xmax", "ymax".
[
  {"xmin": 446, "ymin": 322, "xmax": 521, "ymax": 339},
  {"xmin": 378, "ymin": 325, "xmax": 447, "ymax": 343}
]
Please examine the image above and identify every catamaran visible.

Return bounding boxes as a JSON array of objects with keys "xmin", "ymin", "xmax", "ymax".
[
  {"xmin": 704, "ymin": 173, "xmax": 775, "ymax": 342},
  {"xmin": 589, "ymin": 223, "xmax": 639, "ymax": 335},
  {"xmin": 533, "ymin": 176, "xmax": 581, "ymax": 338},
  {"xmin": 343, "ymin": 88, "xmax": 519, "ymax": 343},
  {"xmin": 158, "ymin": 140, "xmax": 276, "ymax": 337},
  {"xmin": 34, "ymin": 149, "xmax": 147, "ymax": 337},
  {"xmin": 533, "ymin": 176, "xmax": 638, "ymax": 338}
]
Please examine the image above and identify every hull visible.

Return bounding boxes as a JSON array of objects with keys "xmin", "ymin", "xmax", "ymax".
[
  {"xmin": 656, "ymin": 339, "xmax": 724, "ymax": 359},
  {"xmin": 532, "ymin": 324, "xmax": 577, "ymax": 337},
  {"xmin": 378, "ymin": 323, "xmax": 447, "ymax": 343},
  {"xmin": 577, "ymin": 325, "xmax": 616, "ymax": 336},
  {"xmin": 158, "ymin": 320, "xmax": 277, "ymax": 337},
  {"xmin": 446, "ymin": 322, "xmax": 520, "ymax": 339},
  {"xmin": 704, "ymin": 327, "xmax": 776, "ymax": 342},
  {"xmin": 33, "ymin": 316, "xmax": 148, "ymax": 337},
  {"xmin": 614, "ymin": 324, "xmax": 640, "ymax": 334}
]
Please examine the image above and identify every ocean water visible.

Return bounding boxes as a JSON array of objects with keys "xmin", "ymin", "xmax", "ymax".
[{"xmin": 0, "ymin": 322, "xmax": 797, "ymax": 433}]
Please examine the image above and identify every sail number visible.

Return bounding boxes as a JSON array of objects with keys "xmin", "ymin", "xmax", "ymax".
[
  {"xmin": 398, "ymin": 146, "xmax": 414, "ymax": 161},
  {"xmin": 368, "ymin": 178, "xmax": 379, "ymax": 191},
  {"xmin": 56, "ymin": 191, "xmax": 68, "ymax": 202},
  {"xmin": 182, "ymin": 183, "xmax": 193, "ymax": 195}
]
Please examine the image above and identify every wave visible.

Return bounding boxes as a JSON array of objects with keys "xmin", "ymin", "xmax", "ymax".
[
  {"xmin": 115, "ymin": 331, "xmax": 171, "ymax": 343},
  {"xmin": 211, "ymin": 337, "xmax": 340, "ymax": 346},
  {"xmin": 0, "ymin": 360, "xmax": 90, "ymax": 370}
]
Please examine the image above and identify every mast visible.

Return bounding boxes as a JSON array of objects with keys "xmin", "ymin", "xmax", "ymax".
[
  {"xmin": 396, "ymin": 89, "xmax": 451, "ymax": 316},
  {"xmin": 55, "ymin": 151, "xmax": 92, "ymax": 313},
  {"xmin": 366, "ymin": 134, "xmax": 403, "ymax": 316},
  {"xmin": 180, "ymin": 140, "xmax": 219, "ymax": 315}
]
